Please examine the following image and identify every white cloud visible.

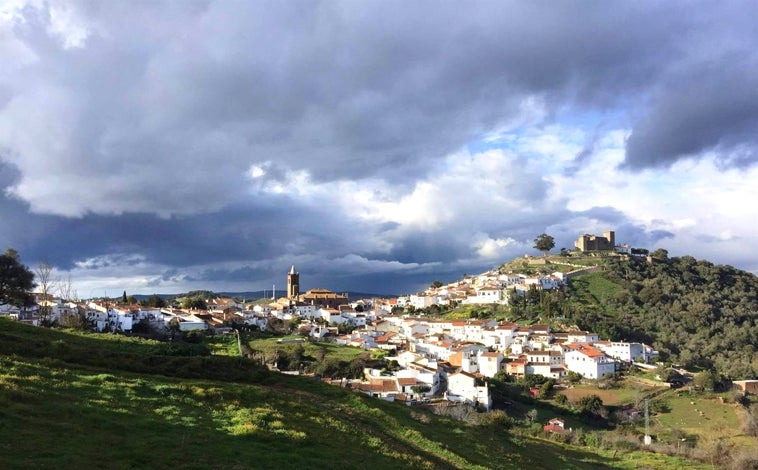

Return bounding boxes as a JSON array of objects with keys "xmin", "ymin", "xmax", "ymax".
[
  {"xmin": 475, "ymin": 235, "xmax": 519, "ymax": 259},
  {"xmin": 47, "ymin": 2, "xmax": 92, "ymax": 49}
]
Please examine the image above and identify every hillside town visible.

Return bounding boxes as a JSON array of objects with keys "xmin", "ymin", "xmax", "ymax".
[{"xmin": 0, "ymin": 231, "xmax": 659, "ymax": 412}]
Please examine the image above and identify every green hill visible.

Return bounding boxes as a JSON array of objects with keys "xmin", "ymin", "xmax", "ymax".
[
  {"xmin": 562, "ymin": 254, "xmax": 758, "ymax": 379},
  {"xmin": 0, "ymin": 319, "xmax": 705, "ymax": 469}
]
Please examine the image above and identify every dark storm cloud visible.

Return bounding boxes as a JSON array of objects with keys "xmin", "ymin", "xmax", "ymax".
[
  {"xmin": 624, "ymin": 61, "xmax": 758, "ymax": 170},
  {"xmin": 3, "ymin": 193, "xmax": 361, "ymax": 272},
  {"xmin": 1, "ymin": 1, "xmax": 756, "ymax": 293},
  {"xmin": 2, "ymin": 1, "xmax": 754, "ymax": 217}
]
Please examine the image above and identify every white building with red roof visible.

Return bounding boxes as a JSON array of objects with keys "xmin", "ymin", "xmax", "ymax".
[{"xmin": 563, "ymin": 343, "xmax": 616, "ymax": 379}]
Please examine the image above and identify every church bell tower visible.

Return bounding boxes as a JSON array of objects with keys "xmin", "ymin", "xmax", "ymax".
[{"xmin": 287, "ymin": 265, "xmax": 300, "ymax": 299}]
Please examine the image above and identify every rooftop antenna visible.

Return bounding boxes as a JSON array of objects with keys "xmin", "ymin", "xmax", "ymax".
[{"xmin": 643, "ymin": 398, "xmax": 652, "ymax": 445}]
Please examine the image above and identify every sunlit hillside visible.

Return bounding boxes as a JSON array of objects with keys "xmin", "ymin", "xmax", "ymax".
[{"xmin": 0, "ymin": 319, "xmax": 710, "ymax": 470}]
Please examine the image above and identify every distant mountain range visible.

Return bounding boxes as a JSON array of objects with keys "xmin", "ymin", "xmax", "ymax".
[{"xmin": 130, "ymin": 290, "xmax": 398, "ymax": 302}]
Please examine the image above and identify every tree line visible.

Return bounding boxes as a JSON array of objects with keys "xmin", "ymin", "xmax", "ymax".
[{"xmin": 563, "ymin": 252, "xmax": 758, "ymax": 379}]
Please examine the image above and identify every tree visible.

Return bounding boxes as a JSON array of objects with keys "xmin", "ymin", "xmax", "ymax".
[
  {"xmin": 692, "ymin": 370, "xmax": 719, "ymax": 392},
  {"xmin": 122, "ymin": 291, "xmax": 128, "ymax": 303},
  {"xmin": 430, "ymin": 280, "xmax": 443, "ymax": 289},
  {"xmin": 578, "ymin": 394, "xmax": 604, "ymax": 416},
  {"xmin": 168, "ymin": 317, "xmax": 181, "ymax": 340},
  {"xmin": 566, "ymin": 371, "xmax": 583, "ymax": 384},
  {"xmin": 539, "ymin": 379, "xmax": 556, "ymax": 399},
  {"xmin": 181, "ymin": 296, "xmax": 207, "ymax": 310},
  {"xmin": 411, "ymin": 385, "xmax": 431, "ymax": 398},
  {"xmin": 533, "ymin": 233, "xmax": 555, "ymax": 257},
  {"xmin": 520, "ymin": 374, "xmax": 548, "ymax": 389},
  {"xmin": 57, "ymin": 274, "xmax": 78, "ymax": 302},
  {"xmin": 57, "ymin": 274, "xmax": 85, "ymax": 329},
  {"xmin": 141, "ymin": 294, "xmax": 166, "ymax": 308},
  {"xmin": 0, "ymin": 249, "xmax": 35, "ymax": 306},
  {"xmin": 36, "ymin": 261, "xmax": 55, "ymax": 326}
]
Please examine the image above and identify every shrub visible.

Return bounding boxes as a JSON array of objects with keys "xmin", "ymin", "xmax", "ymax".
[{"xmin": 479, "ymin": 410, "xmax": 516, "ymax": 428}]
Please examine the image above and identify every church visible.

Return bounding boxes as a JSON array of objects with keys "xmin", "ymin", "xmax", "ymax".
[{"xmin": 286, "ymin": 265, "xmax": 350, "ymax": 309}]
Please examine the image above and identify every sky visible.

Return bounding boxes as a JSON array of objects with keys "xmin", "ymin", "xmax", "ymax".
[{"xmin": 1, "ymin": 1, "xmax": 757, "ymax": 298}]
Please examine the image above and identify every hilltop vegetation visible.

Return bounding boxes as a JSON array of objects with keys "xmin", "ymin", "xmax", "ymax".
[{"xmin": 563, "ymin": 253, "xmax": 758, "ymax": 379}]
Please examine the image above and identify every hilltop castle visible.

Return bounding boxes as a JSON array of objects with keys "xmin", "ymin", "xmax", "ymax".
[{"xmin": 574, "ymin": 231, "xmax": 615, "ymax": 252}]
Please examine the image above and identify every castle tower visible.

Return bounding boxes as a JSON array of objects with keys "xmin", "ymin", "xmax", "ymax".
[
  {"xmin": 287, "ymin": 265, "xmax": 300, "ymax": 299},
  {"xmin": 603, "ymin": 231, "xmax": 616, "ymax": 248}
]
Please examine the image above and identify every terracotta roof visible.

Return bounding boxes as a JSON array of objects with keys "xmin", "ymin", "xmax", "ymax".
[
  {"xmin": 580, "ymin": 347, "xmax": 606, "ymax": 358},
  {"xmin": 543, "ymin": 424, "xmax": 565, "ymax": 433},
  {"xmin": 565, "ymin": 343, "xmax": 606, "ymax": 358},
  {"xmin": 361, "ymin": 378, "xmax": 399, "ymax": 393}
]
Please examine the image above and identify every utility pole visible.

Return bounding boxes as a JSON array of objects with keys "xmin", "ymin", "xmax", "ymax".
[{"xmin": 643, "ymin": 398, "xmax": 652, "ymax": 445}]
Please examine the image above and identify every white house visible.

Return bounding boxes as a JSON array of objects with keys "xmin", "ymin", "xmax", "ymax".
[
  {"xmin": 477, "ymin": 351, "xmax": 503, "ymax": 378},
  {"xmin": 449, "ymin": 344, "xmax": 489, "ymax": 374},
  {"xmin": 592, "ymin": 341, "xmax": 647, "ymax": 363},
  {"xmin": 564, "ymin": 330, "xmax": 600, "ymax": 344},
  {"xmin": 563, "ymin": 344, "xmax": 616, "ymax": 379},
  {"xmin": 447, "ymin": 371, "xmax": 491, "ymax": 410},
  {"xmin": 91, "ymin": 308, "xmax": 134, "ymax": 332},
  {"xmin": 524, "ymin": 350, "xmax": 565, "ymax": 379},
  {"xmin": 397, "ymin": 364, "xmax": 441, "ymax": 396},
  {"xmin": 481, "ymin": 323, "xmax": 518, "ymax": 352},
  {"xmin": 409, "ymin": 294, "xmax": 435, "ymax": 309},
  {"xmin": 401, "ymin": 320, "xmax": 429, "ymax": 338},
  {"xmin": 462, "ymin": 286, "xmax": 503, "ymax": 305}
]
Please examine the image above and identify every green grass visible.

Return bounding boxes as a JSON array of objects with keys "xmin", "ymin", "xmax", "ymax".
[
  {"xmin": 559, "ymin": 381, "xmax": 662, "ymax": 407},
  {"xmin": 246, "ymin": 335, "xmax": 370, "ymax": 362},
  {"xmin": 567, "ymin": 272, "xmax": 624, "ymax": 317},
  {"xmin": 649, "ymin": 392, "xmax": 744, "ymax": 444},
  {"xmin": 576, "ymin": 273, "xmax": 622, "ymax": 304},
  {"xmin": 0, "ymin": 319, "xmax": 716, "ymax": 469},
  {"xmin": 0, "ymin": 353, "xmax": 624, "ymax": 470}
]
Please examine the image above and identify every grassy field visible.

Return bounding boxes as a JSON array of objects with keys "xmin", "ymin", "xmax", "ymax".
[
  {"xmin": 557, "ymin": 377, "xmax": 666, "ymax": 407},
  {"xmin": 570, "ymin": 272, "xmax": 622, "ymax": 306},
  {"xmin": 0, "ymin": 354, "xmax": 706, "ymax": 470},
  {"xmin": 246, "ymin": 334, "xmax": 374, "ymax": 362},
  {"xmin": 648, "ymin": 391, "xmax": 751, "ymax": 447},
  {"xmin": 0, "ymin": 319, "xmax": 720, "ymax": 469},
  {"xmin": 561, "ymin": 387, "xmax": 640, "ymax": 407}
]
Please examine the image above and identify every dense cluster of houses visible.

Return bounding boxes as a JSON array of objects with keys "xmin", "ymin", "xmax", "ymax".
[
  {"xmin": 399, "ymin": 266, "xmax": 569, "ymax": 309},
  {"xmin": 1, "ymin": 260, "xmax": 656, "ymax": 412},
  {"xmin": 331, "ymin": 315, "xmax": 655, "ymax": 410}
]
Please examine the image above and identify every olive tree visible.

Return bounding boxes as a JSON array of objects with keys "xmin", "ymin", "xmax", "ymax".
[{"xmin": 533, "ymin": 233, "xmax": 555, "ymax": 257}]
